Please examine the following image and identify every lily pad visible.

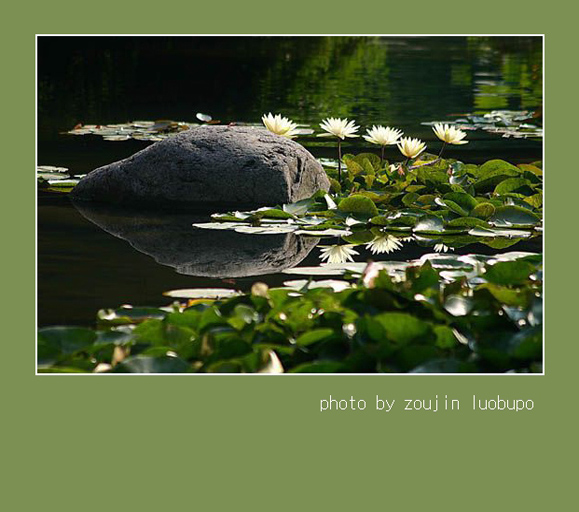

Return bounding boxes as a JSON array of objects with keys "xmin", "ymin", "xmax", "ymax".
[
  {"xmin": 491, "ymin": 206, "xmax": 541, "ymax": 227},
  {"xmin": 233, "ymin": 225, "xmax": 297, "ymax": 234},
  {"xmin": 163, "ymin": 288, "xmax": 241, "ymax": 299},
  {"xmin": 471, "ymin": 202, "xmax": 496, "ymax": 220},
  {"xmin": 283, "ymin": 279, "xmax": 351, "ymax": 292},
  {"xmin": 338, "ymin": 194, "xmax": 379, "ymax": 217},
  {"xmin": 484, "ymin": 260, "xmax": 535, "ymax": 286},
  {"xmin": 494, "ymin": 178, "xmax": 534, "ymax": 196},
  {"xmin": 468, "ymin": 227, "xmax": 532, "ymax": 238},
  {"xmin": 414, "ymin": 215, "xmax": 445, "ymax": 234},
  {"xmin": 373, "ymin": 312, "xmax": 431, "ymax": 345},
  {"xmin": 295, "ymin": 328, "xmax": 335, "ymax": 346}
]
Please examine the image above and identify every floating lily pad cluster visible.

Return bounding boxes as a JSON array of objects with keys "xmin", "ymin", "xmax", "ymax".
[
  {"xmin": 204, "ymin": 155, "xmax": 542, "ymax": 252},
  {"xmin": 65, "ymin": 119, "xmax": 315, "ymax": 142},
  {"xmin": 423, "ymin": 110, "xmax": 542, "ymax": 139},
  {"xmin": 37, "ymin": 166, "xmax": 82, "ymax": 193},
  {"xmin": 38, "ymin": 251, "xmax": 542, "ymax": 374},
  {"xmin": 65, "ymin": 120, "xmax": 198, "ymax": 141}
]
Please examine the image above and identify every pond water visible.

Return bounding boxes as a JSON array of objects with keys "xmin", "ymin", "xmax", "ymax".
[{"xmin": 37, "ymin": 36, "xmax": 542, "ymax": 327}]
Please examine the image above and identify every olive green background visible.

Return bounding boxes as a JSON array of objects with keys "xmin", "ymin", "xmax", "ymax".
[{"xmin": 5, "ymin": 1, "xmax": 574, "ymax": 509}]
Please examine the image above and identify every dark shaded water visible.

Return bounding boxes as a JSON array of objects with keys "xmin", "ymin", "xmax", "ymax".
[{"xmin": 37, "ymin": 36, "xmax": 542, "ymax": 327}]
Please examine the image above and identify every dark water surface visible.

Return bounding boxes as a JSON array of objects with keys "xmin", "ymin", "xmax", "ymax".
[{"xmin": 37, "ymin": 36, "xmax": 542, "ymax": 327}]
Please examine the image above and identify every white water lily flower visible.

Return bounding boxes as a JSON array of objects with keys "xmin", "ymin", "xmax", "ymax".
[
  {"xmin": 432, "ymin": 123, "xmax": 468, "ymax": 145},
  {"xmin": 319, "ymin": 244, "xmax": 359, "ymax": 264},
  {"xmin": 318, "ymin": 117, "xmax": 359, "ymax": 139},
  {"xmin": 365, "ymin": 234, "xmax": 404, "ymax": 255},
  {"xmin": 397, "ymin": 137, "xmax": 427, "ymax": 159},
  {"xmin": 324, "ymin": 194, "xmax": 338, "ymax": 210},
  {"xmin": 262, "ymin": 113, "xmax": 300, "ymax": 138},
  {"xmin": 434, "ymin": 243, "xmax": 454, "ymax": 253},
  {"xmin": 363, "ymin": 125, "xmax": 403, "ymax": 146}
]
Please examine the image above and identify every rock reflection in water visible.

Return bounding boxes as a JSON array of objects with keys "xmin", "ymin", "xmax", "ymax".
[{"xmin": 72, "ymin": 202, "xmax": 319, "ymax": 278}]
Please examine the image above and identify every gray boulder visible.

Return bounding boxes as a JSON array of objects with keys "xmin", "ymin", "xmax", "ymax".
[{"xmin": 71, "ymin": 126, "xmax": 330, "ymax": 209}]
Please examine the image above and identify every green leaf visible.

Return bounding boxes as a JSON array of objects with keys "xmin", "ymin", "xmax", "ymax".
[
  {"xmin": 414, "ymin": 215, "xmax": 445, "ymax": 233},
  {"xmin": 491, "ymin": 205, "xmax": 541, "ymax": 227},
  {"xmin": 478, "ymin": 283, "xmax": 529, "ymax": 307},
  {"xmin": 402, "ymin": 192, "xmax": 419, "ymax": 207},
  {"xmin": 409, "ymin": 263, "xmax": 440, "ymax": 293},
  {"xmin": 524, "ymin": 194, "xmax": 543, "ymax": 208},
  {"xmin": 485, "ymin": 260, "xmax": 536, "ymax": 286},
  {"xmin": 473, "ymin": 161, "xmax": 521, "ymax": 193},
  {"xmin": 295, "ymin": 328, "xmax": 335, "ymax": 346},
  {"xmin": 494, "ymin": 178, "xmax": 534, "ymax": 196},
  {"xmin": 369, "ymin": 215, "xmax": 390, "ymax": 226},
  {"xmin": 38, "ymin": 367, "xmax": 89, "ymax": 373},
  {"xmin": 113, "ymin": 355, "xmax": 191, "ymax": 373},
  {"xmin": 338, "ymin": 194, "xmax": 379, "ymax": 217},
  {"xmin": 360, "ymin": 158, "xmax": 376, "ymax": 175},
  {"xmin": 507, "ymin": 326, "xmax": 542, "ymax": 360},
  {"xmin": 97, "ymin": 306, "xmax": 167, "ymax": 325},
  {"xmin": 38, "ymin": 327, "xmax": 97, "ymax": 363},
  {"xmin": 373, "ymin": 313, "xmax": 431, "ymax": 345},
  {"xmin": 415, "ymin": 194, "xmax": 437, "ymax": 206},
  {"xmin": 132, "ymin": 319, "xmax": 194, "ymax": 346},
  {"xmin": 478, "ymin": 159, "xmax": 521, "ymax": 179},
  {"xmin": 94, "ymin": 330, "xmax": 134, "ymax": 347},
  {"xmin": 343, "ymin": 230, "xmax": 375, "ymax": 244},
  {"xmin": 257, "ymin": 208, "xmax": 295, "ymax": 220},
  {"xmin": 416, "ymin": 168, "xmax": 448, "ymax": 186},
  {"xmin": 517, "ymin": 163, "xmax": 542, "ymax": 176},
  {"xmin": 446, "ymin": 217, "xmax": 489, "ymax": 229},
  {"xmin": 355, "ymin": 152, "xmax": 381, "ymax": 170},
  {"xmin": 441, "ymin": 199, "xmax": 469, "ymax": 217},
  {"xmin": 345, "ymin": 159, "xmax": 364, "ymax": 176},
  {"xmin": 433, "ymin": 325, "xmax": 458, "ymax": 349},
  {"xmin": 442, "ymin": 192, "xmax": 478, "ymax": 212},
  {"xmin": 471, "ymin": 202, "xmax": 496, "ymax": 220},
  {"xmin": 329, "ymin": 178, "xmax": 342, "ymax": 194},
  {"xmin": 395, "ymin": 345, "xmax": 439, "ymax": 371},
  {"xmin": 364, "ymin": 174, "xmax": 375, "ymax": 188}
]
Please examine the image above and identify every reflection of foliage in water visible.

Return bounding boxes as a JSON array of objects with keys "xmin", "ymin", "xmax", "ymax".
[
  {"xmin": 259, "ymin": 36, "xmax": 542, "ymax": 129},
  {"xmin": 258, "ymin": 37, "xmax": 391, "ymax": 121},
  {"xmin": 466, "ymin": 37, "xmax": 542, "ymax": 111},
  {"xmin": 38, "ymin": 36, "xmax": 542, "ymax": 139}
]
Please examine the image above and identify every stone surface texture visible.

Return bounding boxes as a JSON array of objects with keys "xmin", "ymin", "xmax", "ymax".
[{"xmin": 71, "ymin": 126, "xmax": 329, "ymax": 208}]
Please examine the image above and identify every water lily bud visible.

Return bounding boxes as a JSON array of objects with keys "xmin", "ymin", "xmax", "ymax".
[{"xmin": 251, "ymin": 282, "xmax": 269, "ymax": 298}]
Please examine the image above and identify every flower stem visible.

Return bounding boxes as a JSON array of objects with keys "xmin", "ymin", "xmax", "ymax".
[
  {"xmin": 381, "ymin": 145, "xmax": 385, "ymax": 162},
  {"xmin": 337, "ymin": 139, "xmax": 342, "ymax": 183},
  {"xmin": 438, "ymin": 142, "xmax": 446, "ymax": 158}
]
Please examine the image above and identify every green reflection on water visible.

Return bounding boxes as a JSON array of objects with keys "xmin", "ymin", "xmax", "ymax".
[{"xmin": 38, "ymin": 36, "xmax": 542, "ymax": 140}]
